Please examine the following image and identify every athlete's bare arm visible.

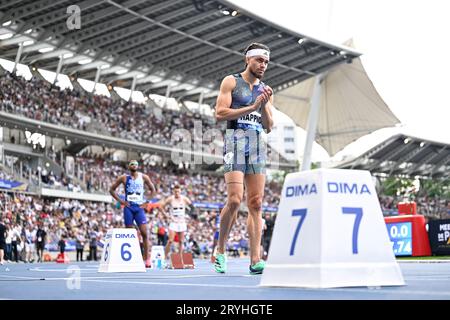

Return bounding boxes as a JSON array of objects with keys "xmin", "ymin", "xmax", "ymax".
[
  {"xmin": 157, "ymin": 196, "xmax": 171, "ymax": 218},
  {"xmin": 215, "ymin": 76, "xmax": 270, "ymax": 122},
  {"xmin": 261, "ymin": 88, "xmax": 274, "ymax": 133},
  {"xmin": 183, "ymin": 196, "xmax": 192, "ymax": 207},
  {"xmin": 109, "ymin": 175, "xmax": 129, "ymax": 207},
  {"xmin": 184, "ymin": 196, "xmax": 195, "ymax": 215},
  {"xmin": 142, "ymin": 174, "xmax": 156, "ymax": 200}
]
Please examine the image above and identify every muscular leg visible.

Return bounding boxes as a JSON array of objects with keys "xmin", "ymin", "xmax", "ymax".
[
  {"xmin": 244, "ymin": 174, "xmax": 265, "ymax": 265},
  {"xmin": 178, "ymin": 231, "xmax": 185, "ymax": 264},
  {"xmin": 164, "ymin": 229, "xmax": 175, "ymax": 261},
  {"xmin": 211, "ymin": 237, "xmax": 218, "ymax": 261},
  {"xmin": 216, "ymin": 171, "xmax": 244, "ymax": 255},
  {"xmin": 138, "ymin": 223, "xmax": 150, "ymax": 261}
]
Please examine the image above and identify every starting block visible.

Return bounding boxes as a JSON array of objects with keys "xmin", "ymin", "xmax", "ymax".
[
  {"xmin": 169, "ymin": 252, "xmax": 195, "ymax": 269},
  {"xmin": 182, "ymin": 253, "xmax": 195, "ymax": 269},
  {"xmin": 56, "ymin": 253, "xmax": 70, "ymax": 264},
  {"xmin": 98, "ymin": 228, "xmax": 146, "ymax": 273},
  {"xmin": 260, "ymin": 168, "xmax": 405, "ymax": 288}
]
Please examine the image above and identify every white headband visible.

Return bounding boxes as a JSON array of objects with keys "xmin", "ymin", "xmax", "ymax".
[{"xmin": 246, "ymin": 49, "xmax": 270, "ymax": 60}]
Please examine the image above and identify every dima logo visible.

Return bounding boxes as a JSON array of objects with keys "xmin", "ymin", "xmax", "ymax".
[
  {"xmin": 327, "ymin": 182, "xmax": 371, "ymax": 195},
  {"xmin": 115, "ymin": 234, "xmax": 136, "ymax": 239},
  {"xmin": 285, "ymin": 184, "xmax": 318, "ymax": 197}
]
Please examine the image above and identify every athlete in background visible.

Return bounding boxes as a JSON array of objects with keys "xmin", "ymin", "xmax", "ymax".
[{"xmin": 110, "ymin": 160, "xmax": 156, "ymax": 268}]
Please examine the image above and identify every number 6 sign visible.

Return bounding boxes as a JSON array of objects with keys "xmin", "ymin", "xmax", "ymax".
[
  {"xmin": 98, "ymin": 228, "xmax": 146, "ymax": 273},
  {"xmin": 260, "ymin": 168, "xmax": 405, "ymax": 288}
]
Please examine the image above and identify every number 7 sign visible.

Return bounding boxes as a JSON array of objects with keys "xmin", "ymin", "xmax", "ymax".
[{"xmin": 260, "ymin": 168, "xmax": 405, "ymax": 288}]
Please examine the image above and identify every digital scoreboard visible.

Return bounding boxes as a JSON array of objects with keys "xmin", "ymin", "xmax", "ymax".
[{"xmin": 386, "ymin": 222, "xmax": 412, "ymax": 256}]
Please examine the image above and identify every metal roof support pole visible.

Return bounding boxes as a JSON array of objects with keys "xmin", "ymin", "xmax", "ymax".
[
  {"xmin": 300, "ymin": 74, "xmax": 323, "ymax": 171},
  {"xmin": 37, "ymin": 157, "xmax": 42, "ymax": 187},
  {"xmin": 12, "ymin": 42, "xmax": 24, "ymax": 74},
  {"xmin": 163, "ymin": 84, "xmax": 171, "ymax": 108},
  {"xmin": 54, "ymin": 55, "xmax": 64, "ymax": 86},
  {"xmin": 129, "ymin": 75, "xmax": 137, "ymax": 102},
  {"xmin": 50, "ymin": 137, "xmax": 54, "ymax": 159},
  {"xmin": 93, "ymin": 67, "xmax": 101, "ymax": 93},
  {"xmin": 198, "ymin": 91, "xmax": 204, "ymax": 106}
]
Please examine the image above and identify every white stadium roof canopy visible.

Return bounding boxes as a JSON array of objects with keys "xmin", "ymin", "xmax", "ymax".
[
  {"xmin": 334, "ymin": 134, "xmax": 450, "ymax": 179},
  {"xmin": 274, "ymin": 39, "xmax": 400, "ymax": 157}
]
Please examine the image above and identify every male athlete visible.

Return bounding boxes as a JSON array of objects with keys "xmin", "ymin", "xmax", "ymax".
[
  {"xmin": 110, "ymin": 160, "xmax": 156, "ymax": 268},
  {"xmin": 214, "ymin": 43, "xmax": 274, "ymax": 274},
  {"xmin": 158, "ymin": 185, "xmax": 193, "ymax": 267}
]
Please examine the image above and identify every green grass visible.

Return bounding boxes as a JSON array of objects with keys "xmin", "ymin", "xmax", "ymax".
[{"xmin": 396, "ymin": 255, "xmax": 450, "ymax": 260}]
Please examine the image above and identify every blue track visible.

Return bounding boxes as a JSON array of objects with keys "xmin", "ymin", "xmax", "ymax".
[{"xmin": 1, "ymin": 259, "xmax": 449, "ymax": 300}]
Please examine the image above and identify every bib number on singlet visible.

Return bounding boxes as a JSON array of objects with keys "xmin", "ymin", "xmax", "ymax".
[
  {"xmin": 172, "ymin": 210, "xmax": 185, "ymax": 217},
  {"xmin": 127, "ymin": 194, "xmax": 141, "ymax": 202}
]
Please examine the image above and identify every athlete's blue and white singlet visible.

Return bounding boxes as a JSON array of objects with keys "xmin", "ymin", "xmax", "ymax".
[
  {"xmin": 123, "ymin": 173, "xmax": 147, "ymax": 226},
  {"xmin": 224, "ymin": 73, "xmax": 267, "ymax": 174}
]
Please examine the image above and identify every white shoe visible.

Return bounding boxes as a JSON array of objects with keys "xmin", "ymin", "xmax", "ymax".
[{"xmin": 163, "ymin": 260, "xmax": 170, "ymax": 269}]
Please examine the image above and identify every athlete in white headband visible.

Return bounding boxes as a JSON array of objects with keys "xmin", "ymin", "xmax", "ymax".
[
  {"xmin": 213, "ymin": 43, "xmax": 274, "ymax": 275},
  {"xmin": 246, "ymin": 48, "xmax": 270, "ymax": 60}
]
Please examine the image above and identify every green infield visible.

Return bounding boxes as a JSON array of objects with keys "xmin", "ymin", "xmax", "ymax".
[{"xmin": 397, "ymin": 255, "xmax": 450, "ymax": 260}]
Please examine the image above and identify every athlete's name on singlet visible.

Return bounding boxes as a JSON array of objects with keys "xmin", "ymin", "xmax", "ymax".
[{"xmin": 238, "ymin": 111, "xmax": 261, "ymax": 125}]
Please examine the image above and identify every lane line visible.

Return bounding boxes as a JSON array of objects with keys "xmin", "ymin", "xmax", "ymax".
[
  {"xmin": 80, "ymin": 279, "xmax": 450, "ymax": 297},
  {"xmin": 0, "ymin": 274, "xmax": 252, "ymax": 281}
]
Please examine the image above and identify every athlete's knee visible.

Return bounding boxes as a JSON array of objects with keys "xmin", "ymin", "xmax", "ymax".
[
  {"xmin": 226, "ymin": 194, "xmax": 242, "ymax": 211},
  {"xmin": 248, "ymin": 194, "xmax": 263, "ymax": 212}
]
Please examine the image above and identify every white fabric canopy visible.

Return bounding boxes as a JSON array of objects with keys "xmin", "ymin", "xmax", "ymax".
[{"xmin": 273, "ymin": 39, "xmax": 400, "ymax": 156}]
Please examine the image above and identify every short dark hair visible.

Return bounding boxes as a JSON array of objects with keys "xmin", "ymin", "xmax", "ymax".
[
  {"xmin": 173, "ymin": 185, "xmax": 181, "ymax": 190},
  {"xmin": 244, "ymin": 42, "xmax": 270, "ymax": 54}
]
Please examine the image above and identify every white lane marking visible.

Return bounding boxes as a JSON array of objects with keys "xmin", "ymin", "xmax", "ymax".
[
  {"xmin": 83, "ymin": 279, "xmax": 255, "ymax": 289},
  {"xmin": 0, "ymin": 274, "xmax": 249, "ymax": 281},
  {"xmin": 28, "ymin": 268, "xmax": 97, "ymax": 272},
  {"xmin": 317, "ymin": 287, "xmax": 450, "ymax": 297},
  {"xmin": 2, "ymin": 275, "xmax": 450, "ymax": 297},
  {"xmin": 0, "ymin": 275, "xmax": 42, "ymax": 280},
  {"xmin": 81, "ymin": 279, "xmax": 450, "ymax": 297}
]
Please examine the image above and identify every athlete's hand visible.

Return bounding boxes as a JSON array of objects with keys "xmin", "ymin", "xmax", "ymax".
[
  {"xmin": 263, "ymin": 85, "xmax": 273, "ymax": 97},
  {"xmin": 120, "ymin": 200, "xmax": 130, "ymax": 207},
  {"xmin": 252, "ymin": 93, "xmax": 270, "ymax": 110}
]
